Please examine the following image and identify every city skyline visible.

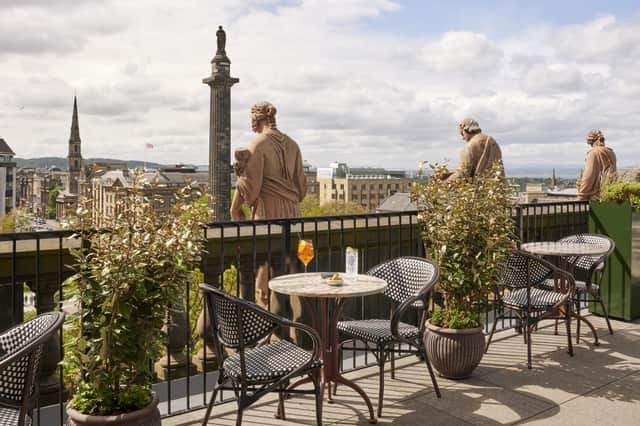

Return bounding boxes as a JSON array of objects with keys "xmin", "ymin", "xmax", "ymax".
[{"xmin": 1, "ymin": 1, "xmax": 639, "ymax": 171}]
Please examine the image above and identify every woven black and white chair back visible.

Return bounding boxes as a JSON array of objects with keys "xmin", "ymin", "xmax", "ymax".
[
  {"xmin": 558, "ymin": 234, "xmax": 614, "ymax": 271},
  {"xmin": 202, "ymin": 285, "xmax": 277, "ymax": 350},
  {"xmin": 367, "ymin": 256, "xmax": 439, "ymax": 307},
  {"xmin": 500, "ymin": 251, "xmax": 555, "ymax": 289},
  {"xmin": 0, "ymin": 312, "xmax": 65, "ymax": 419}
]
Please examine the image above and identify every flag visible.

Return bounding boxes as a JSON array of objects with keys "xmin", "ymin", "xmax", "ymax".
[{"xmin": 145, "ymin": 143, "xmax": 154, "ymax": 149}]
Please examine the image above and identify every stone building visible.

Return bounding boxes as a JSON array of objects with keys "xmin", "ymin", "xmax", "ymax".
[
  {"xmin": 17, "ymin": 167, "xmax": 66, "ymax": 217},
  {"xmin": 303, "ymin": 160, "xmax": 319, "ymax": 196},
  {"xmin": 318, "ymin": 162, "xmax": 414, "ymax": 211},
  {"xmin": 84, "ymin": 164, "xmax": 208, "ymax": 226},
  {"xmin": 0, "ymin": 138, "xmax": 16, "ymax": 217}
]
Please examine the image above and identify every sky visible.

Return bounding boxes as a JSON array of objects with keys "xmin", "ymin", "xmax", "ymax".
[{"xmin": 1, "ymin": 0, "xmax": 639, "ymax": 176}]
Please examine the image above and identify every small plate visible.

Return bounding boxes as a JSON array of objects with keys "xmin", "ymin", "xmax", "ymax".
[{"xmin": 323, "ymin": 278, "xmax": 343, "ymax": 286}]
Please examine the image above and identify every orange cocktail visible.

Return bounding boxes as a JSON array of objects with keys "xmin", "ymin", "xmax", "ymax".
[{"xmin": 297, "ymin": 239, "xmax": 314, "ymax": 272}]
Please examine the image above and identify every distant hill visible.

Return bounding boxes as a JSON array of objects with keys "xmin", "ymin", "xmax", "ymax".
[{"xmin": 15, "ymin": 157, "xmax": 165, "ymax": 170}]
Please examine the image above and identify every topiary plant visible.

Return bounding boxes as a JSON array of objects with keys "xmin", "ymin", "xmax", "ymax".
[{"xmin": 411, "ymin": 162, "xmax": 516, "ymax": 329}]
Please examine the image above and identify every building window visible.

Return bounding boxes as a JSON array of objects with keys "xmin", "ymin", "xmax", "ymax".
[
  {"xmin": 331, "ymin": 194, "xmax": 336, "ymax": 199},
  {"xmin": 352, "ymin": 186, "xmax": 357, "ymax": 191},
  {"xmin": 352, "ymin": 195, "xmax": 358, "ymax": 200},
  {"xmin": 379, "ymin": 184, "xmax": 383, "ymax": 189},
  {"xmin": 340, "ymin": 184, "xmax": 344, "ymax": 190},
  {"xmin": 361, "ymin": 184, "xmax": 366, "ymax": 190},
  {"xmin": 332, "ymin": 184, "xmax": 336, "ymax": 190}
]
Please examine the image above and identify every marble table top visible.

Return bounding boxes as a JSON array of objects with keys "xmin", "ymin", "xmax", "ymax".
[
  {"xmin": 521, "ymin": 241, "xmax": 610, "ymax": 257},
  {"xmin": 268, "ymin": 273, "xmax": 387, "ymax": 298}
]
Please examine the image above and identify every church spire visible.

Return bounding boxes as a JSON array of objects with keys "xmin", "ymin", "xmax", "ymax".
[
  {"xmin": 67, "ymin": 96, "xmax": 83, "ymax": 194},
  {"xmin": 70, "ymin": 96, "xmax": 81, "ymax": 143}
]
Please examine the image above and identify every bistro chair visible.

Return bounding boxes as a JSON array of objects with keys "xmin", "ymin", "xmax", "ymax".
[
  {"xmin": 336, "ymin": 256, "xmax": 441, "ymax": 418},
  {"xmin": 0, "ymin": 312, "xmax": 65, "ymax": 426},
  {"xmin": 540, "ymin": 234, "xmax": 615, "ymax": 343},
  {"xmin": 199, "ymin": 284, "xmax": 323, "ymax": 426},
  {"xmin": 485, "ymin": 250, "xmax": 575, "ymax": 369}
]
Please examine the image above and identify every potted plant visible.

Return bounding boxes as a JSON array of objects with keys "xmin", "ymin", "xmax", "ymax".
[
  {"xmin": 63, "ymin": 170, "xmax": 210, "ymax": 425},
  {"xmin": 411, "ymin": 163, "xmax": 515, "ymax": 379},
  {"xmin": 589, "ymin": 171, "xmax": 640, "ymax": 321}
]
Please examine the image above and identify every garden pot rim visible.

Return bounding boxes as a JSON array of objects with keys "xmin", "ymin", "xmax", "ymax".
[
  {"xmin": 66, "ymin": 390, "xmax": 159, "ymax": 423},
  {"xmin": 426, "ymin": 320, "xmax": 483, "ymax": 335}
]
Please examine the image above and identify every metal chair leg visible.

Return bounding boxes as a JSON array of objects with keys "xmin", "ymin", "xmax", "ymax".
[
  {"xmin": 565, "ymin": 306, "xmax": 574, "ymax": 357},
  {"xmin": 202, "ymin": 382, "xmax": 221, "ymax": 425},
  {"xmin": 575, "ymin": 298, "xmax": 582, "ymax": 344},
  {"xmin": 377, "ymin": 350, "xmax": 388, "ymax": 418},
  {"xmin": 390, "ymin": 344, "xmax": 396, "ymax": 379},
  {"xmin": 311, "ymin": 370, "xmax": 323, "ymax": 426},
  {"xmin": 598, "ymin": 296, "xmax": 614, "ymax": 335},
  {"xmin": 526, "ymin": 317, "xmax": 532, "ymax": 369},
  {"xmin": 485, "ymin": 314, "xmax": 502, "ymax": 353},
  {"xmin": 423, "ymin": 346, "xmax": 441, "ymax": 398},
  {"xmin": 277, "ymin": 385, "xmax": 286, "ymax": 421},
  {"xmin": 235, "ymin": 406, "xmax": 244, "ymax": 426}
]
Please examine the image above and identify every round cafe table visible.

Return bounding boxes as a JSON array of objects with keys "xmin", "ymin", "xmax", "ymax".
[
  {"xmin": 269, "ymin": 273, "xmax": 387, "ymax": 424},
  {"xmin": 521, "ymin": 241, "xmax": 611, "ymax": 345}
]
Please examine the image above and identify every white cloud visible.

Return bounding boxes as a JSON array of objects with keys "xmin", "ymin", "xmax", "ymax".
[{"xmin": 0, "ymin": 1, "xmax": 638, "ymax": 175}]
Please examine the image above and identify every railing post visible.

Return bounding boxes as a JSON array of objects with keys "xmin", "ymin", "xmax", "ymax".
[
  {"xmin": 515, "ymin": 205, "xmax": 524, "ymax": 246},
  {"xmin": 281, "ymin": 220, "xmax": 292, "ymax": 275}
]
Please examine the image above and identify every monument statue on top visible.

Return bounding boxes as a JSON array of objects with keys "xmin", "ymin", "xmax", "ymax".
[{"xmin": 215, "ymin": 25, "xmax": 228, "ymax": 62}]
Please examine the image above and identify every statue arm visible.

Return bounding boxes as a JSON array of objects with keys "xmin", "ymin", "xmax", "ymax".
[
  {"xmin": 577, "ymin": 151, "xmax": 597, "ymax": 200},
  {"xmin": 293, "ymin": 147, "xmax": 307, "ymax": 202},
  {"xmin": 446, "ymin": 145, "xmax": 471, "ymax": 182}
]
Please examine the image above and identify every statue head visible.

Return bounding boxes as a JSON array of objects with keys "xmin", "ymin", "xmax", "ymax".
[
  {"xmin": 586, "ymin": 129, "xmax": 605, "ymax": 147},
  {"xmin": 458, "ymin": 118, "xmax": 481, "ymax": 142},
  {"xmin": 251, "ymin": 102, "xmax": 277, "ymax": 133}
]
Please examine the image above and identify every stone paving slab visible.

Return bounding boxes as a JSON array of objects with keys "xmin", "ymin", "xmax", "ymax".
[{"xmin": 163, "ymin": 314, "xmax": 640, "ymax": 426}]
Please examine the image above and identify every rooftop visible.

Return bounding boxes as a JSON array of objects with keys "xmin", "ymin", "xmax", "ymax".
[
  {"xmin": 164, "ymin": 314, "xmax": 640, "ymax": 425},
  {"xmin": 0, "ymin": 138, "xmax": 16, "ymax": 156}
]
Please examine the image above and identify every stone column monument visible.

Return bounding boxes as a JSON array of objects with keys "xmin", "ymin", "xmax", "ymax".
[{"xmin": 203, "ymin": 26, "xmax": 239, "ymax": 221}]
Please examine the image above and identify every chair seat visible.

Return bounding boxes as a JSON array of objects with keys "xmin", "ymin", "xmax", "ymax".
[
  {"xmin": 502, "ymin": 287, "xmax": 564, "ymax": 310},
  {"xmin": 0, "ymin": 406, "xmax": 30, "ymax": 426},
  {"xmin": 223, "ymin": 340, "xmax": 321, "ymax": 383},
  {"xmin": 337, "ymin": 319, "xmax": 419, "ymax": 344},
  {"xmin": 540, "ymin": 278, "xmax": 598, "ymax": 294}
]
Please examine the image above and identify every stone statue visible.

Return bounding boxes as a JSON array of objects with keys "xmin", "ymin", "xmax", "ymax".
[
  {"xmin": 216, "ymin": 25, "xmax": 226, "ymax": 57},
  {"xmin": 447, "ymin": 118, "xmax": 504, "ymax": 181},
  {"xmin": 577, "ymin": 129, "xmax": 617, "ymax": 200},
  {"xmin": 231, "ymin": 102, "xmax": 307, "ymax": 317}
]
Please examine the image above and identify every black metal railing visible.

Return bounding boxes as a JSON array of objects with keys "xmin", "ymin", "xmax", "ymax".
[{"xmin": 0, "ymin": 200, "xmax": 589, "ymax": 424}]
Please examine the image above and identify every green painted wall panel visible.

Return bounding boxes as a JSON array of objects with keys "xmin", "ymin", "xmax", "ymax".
[{"xmin": 589, "ymin": 201, "xmax": 640, "ymax": 321}]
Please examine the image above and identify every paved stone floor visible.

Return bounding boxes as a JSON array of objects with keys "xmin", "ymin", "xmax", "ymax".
[{"xmin": 163, "ymin": 314, "xmax": 640, "ymax": 425}]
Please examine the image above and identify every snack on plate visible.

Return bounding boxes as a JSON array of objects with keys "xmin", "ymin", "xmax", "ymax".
[{"xmin": 322, "ymin": 273, "xmax": 343, "ymax": 285}]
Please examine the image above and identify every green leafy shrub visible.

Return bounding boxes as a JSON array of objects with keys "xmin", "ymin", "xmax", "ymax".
[
  {"xmin": 600, "ymin": 181, "xmax": 640, "ymax": 209},
  {"xmin": 411, "ymin": 162, "xmax": 516, "ymax": 329},
  {"xmin": 63, "ymin": 170, "xmax": 211, "ymax": 415}
]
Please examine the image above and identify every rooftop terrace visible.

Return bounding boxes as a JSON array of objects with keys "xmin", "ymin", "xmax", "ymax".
[{"xmin": 164, "ymin": 313, "xmax": 640, "ymax": 425}]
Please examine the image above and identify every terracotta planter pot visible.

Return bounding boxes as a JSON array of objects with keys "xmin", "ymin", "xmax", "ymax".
[
  {"xmin": 66, "ymin": 392, "xmax": 161, "ymax": 426},
  {"xmin": 423, "ymin": 321, "xmax": 485, "ymax": 379}
]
